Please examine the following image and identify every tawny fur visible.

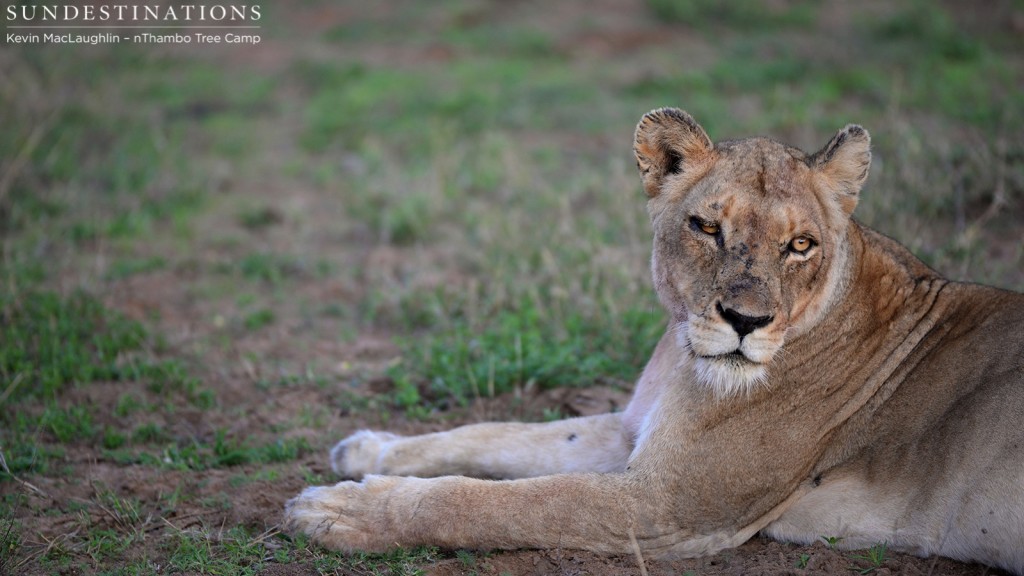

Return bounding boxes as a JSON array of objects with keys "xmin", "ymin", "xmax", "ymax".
[{"xmin": 285, "ymin": 109, "xmax": 1024, "ymax": 575}]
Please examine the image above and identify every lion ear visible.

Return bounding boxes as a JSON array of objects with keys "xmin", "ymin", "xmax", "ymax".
[
  {"xmin": 633, "ymin": 108, "xmax": 714, "ymax": 198},
  {"xmin": 811, "ymin": 125, "xmax": 871, "ymax": 216}
]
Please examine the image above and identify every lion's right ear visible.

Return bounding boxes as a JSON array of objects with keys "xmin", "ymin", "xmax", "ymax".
[{"xmin": 633, "ymin": 108, "xmax": 714, "ymax": 198}]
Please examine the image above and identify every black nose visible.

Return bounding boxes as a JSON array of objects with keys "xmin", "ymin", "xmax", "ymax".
[{"xmin": 717, "ymin": 303, "xmax": 773, "ymax": 339}]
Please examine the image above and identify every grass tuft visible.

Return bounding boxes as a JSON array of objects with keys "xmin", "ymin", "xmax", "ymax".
[
  {"xmin": 392, "ymin": 301, "xmax": 663, "ymax": 410},
  {"xmin": 0, "ymin": 290, "xmax": 147, "ymax": 401}
]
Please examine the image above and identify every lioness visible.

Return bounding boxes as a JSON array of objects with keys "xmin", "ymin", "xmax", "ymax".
[{"xmin": 285, "ymin": 109, "xmax": 1024, "ymax": 574}]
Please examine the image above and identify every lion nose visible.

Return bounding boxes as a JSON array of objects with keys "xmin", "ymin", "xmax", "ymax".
[{"xmin": 717, "ymin": 303, "xmax": 773, "ymax": 339}]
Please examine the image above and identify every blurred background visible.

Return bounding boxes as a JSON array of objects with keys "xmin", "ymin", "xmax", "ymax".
[{"xmin": 1, "ymin": 1, "xmax": 1022, "ymax": 573}]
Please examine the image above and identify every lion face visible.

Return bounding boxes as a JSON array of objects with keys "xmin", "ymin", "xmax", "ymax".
[{"xmin": 634, "ymin": 109, "xmax": 871, "ymax": 395}]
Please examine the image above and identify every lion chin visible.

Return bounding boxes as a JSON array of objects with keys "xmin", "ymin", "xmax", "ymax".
[
  {"xmin": 692, "ymin": 353, "xmax": 769, "ymax": 397},
  {"xmin": 674, "ymin": 322, "xmax": 772, "ymax": 397}
]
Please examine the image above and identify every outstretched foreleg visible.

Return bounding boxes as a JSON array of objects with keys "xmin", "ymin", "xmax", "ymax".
[{"xmin": 332, "ymin": 413, "xmax": 632, "ymax": 480}]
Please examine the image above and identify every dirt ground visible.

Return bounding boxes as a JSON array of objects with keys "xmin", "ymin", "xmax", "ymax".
[
  {"xmin": 9, "ymin": 377, "xmax": 1012, "ymax": 575},
  {"xmin": 3, "ymin": 1, "xmax": 1021, "ymax": 575}
]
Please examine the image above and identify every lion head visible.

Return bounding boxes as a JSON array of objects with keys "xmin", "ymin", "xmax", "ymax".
[{"xmin": 633, "ymin": 108, "xmax": 872, "ymax": 396}]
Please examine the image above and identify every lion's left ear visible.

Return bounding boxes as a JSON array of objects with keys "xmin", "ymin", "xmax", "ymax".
[{"xmin": 811, "ymin": 125, "xmax": 871, "ymax": 216}]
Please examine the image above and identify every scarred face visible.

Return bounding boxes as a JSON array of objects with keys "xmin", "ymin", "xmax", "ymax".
[{"xmin": 634, "ymin": 109, "xmax": 870, "ymax": 395}]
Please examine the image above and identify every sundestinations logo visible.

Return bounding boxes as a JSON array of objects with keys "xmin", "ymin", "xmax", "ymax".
[{"xmin": 6, "ymin": 3, "xmax": 263, "ymax": 46}]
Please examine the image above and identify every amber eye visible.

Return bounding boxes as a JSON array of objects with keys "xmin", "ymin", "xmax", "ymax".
[
  {"xmin": 693, "ymin": 219, "xmax": 720, "ymax": 235},
  {"xmin": 789, "ymin": 236, "xmax": 814, "ymax": 254}
]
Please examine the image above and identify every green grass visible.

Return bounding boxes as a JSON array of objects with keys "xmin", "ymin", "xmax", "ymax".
[
  {"xmin": 243, "ymin": 308, "xmax": 277, "ymax": 331},
  {"xmin": 392, "ymin": 301, "xmax": 663, "ymax": 411},
  {"xmin": 103, "ymin": 432, "xmax": 312, "ymax": 471},
  {"xmin": 105, "ymin": 257, "xmax": 168, "ymax": 281},
  {"xmin": 236, "ymin": 252, "xmax": 304, "ymax": 285},
  {"xmin": 850, "ymin": 542, "xmax": 889, "ymax": 574},
  {"xmin": 647, "ymin": 0, "xmax": 817, "ymax": 29},
  {"xmin": 0, "ymin": 290, "xmax": 147, "ymax": 400},
  {"xmin": 160, "ymin": 528, "xmax": 438, "ymax": 576},
  {"xmin": 165, "ymin": 526, "xmax": 265, "ymax": 575},
  {"xmin": 0, "ymin": 288, "xmax": 221, "ymax": 476},
  {"xmin": 0, "ymin": 509, "xmax": 22, "ymax": 574},
  {"xmin": 821, "ymin": 535, "xmax": 843, "ymax": 549}
]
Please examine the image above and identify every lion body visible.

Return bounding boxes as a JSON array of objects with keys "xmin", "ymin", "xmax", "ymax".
[{"xmin": 286, "ymin": 110, "xmax": 1024, "ymax": 574}]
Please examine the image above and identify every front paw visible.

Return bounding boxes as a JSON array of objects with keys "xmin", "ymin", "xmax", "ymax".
[
  {"xmin": 330, "ymin": 430, "xmax": 400, "ymax": 480},
  {"xmin": 283, "ymin": 476, "xmax": 402, "ymax": 552}
]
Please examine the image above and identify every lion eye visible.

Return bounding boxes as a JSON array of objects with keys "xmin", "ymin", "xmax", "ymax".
[
  {"xmin": 691, "ymin": 218, "xmax": 720, "ymax": 235},
  {"xmin": 789, "ymin": 236, "xmax": 814, "ymax": 254}
]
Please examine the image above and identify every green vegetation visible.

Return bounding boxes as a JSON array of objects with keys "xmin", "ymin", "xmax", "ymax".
[
  {"xmin": 647, "ymin": 0, "xmax": 817, "ymax": 30},
  {"xmin": 822, "ymin": 535, "xmax": 843, "ymax": 549},
  {"xmin": 394, "ymin": 303, "xmax": 662, "ymax": 411},
  {"xmin": 1, "ymin": 290, "xmax": 146, "ymax": 400},
  {"xmin": 850, "ymin": 542, "xmax": 889, "ymax": 574},
  {"xmin": 1, "ymin": 0, "xmax": 1021, "ymax": 573}
]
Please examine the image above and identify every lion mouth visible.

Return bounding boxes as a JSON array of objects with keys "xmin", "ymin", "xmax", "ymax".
[
  {"xmin": 699, "ymin": 350, "xmax": 757, "ymax": 365},
  {"xmin": 691, "ymin": 350, "xmax": 769, "ymax": 396}
]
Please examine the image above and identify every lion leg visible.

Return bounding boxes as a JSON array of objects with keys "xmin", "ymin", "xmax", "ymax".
[
  {"xmin": 285, "ymin": 472, "xmax": 694, "ymax": 555},
  {"xmin": 332, "ymin": 413, "xmax": 632, "ymax": 480}
]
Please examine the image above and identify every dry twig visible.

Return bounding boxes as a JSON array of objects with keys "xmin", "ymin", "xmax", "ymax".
[
  {"xmin": 0, "ymin": 449, "xmax": 47, "ymax": 498},
  {"xmin": 628, "ymin": 527, "xmax": 649, "ymax": 576}
]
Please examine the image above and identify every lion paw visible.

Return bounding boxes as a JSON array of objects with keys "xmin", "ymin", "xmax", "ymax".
[
  {"xmin": 330, "ymin": 430, "xmax": 401, "ymax": 480},
  {"xmin": 283, "ymin": 477, "xmax": 400, "ymax": 552}
]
